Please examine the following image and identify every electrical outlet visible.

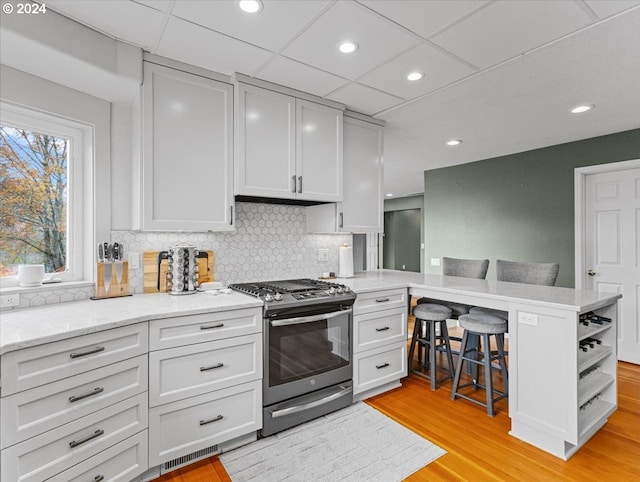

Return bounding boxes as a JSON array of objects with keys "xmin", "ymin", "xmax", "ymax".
[
  {"xmin": 318, "ymin": 248, "xmax": 328, "ymax": 262},
  {"xmin": 1, "ymin": 294, "xmax": 20, "ymax": 308},
  {"xmin": 128, "ymin": 252, "xmax": 140, "ymax": 269},
  {"xmin": 518, "ymin": 312, "xmax": 539, "ymax": 326}
]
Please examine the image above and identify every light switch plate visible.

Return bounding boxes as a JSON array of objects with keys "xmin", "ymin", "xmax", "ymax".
[
  {"xmin": 318, "ymin": 248, "xmax": 328, "ymax": 262},
  {"xmin": 431, "ymin": 258, "xmax": 441, "ymax": 267},
  {"xmin": 128, "ymin": 252, "xmax": 140, "ymax": 269}
]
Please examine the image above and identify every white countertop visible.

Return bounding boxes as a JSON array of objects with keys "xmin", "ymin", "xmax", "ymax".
[
  {"xmin": 343, "ymin": 269, "xmax": 621, "ymax": 312},
  {"xmin": 1, "ymin": 269, "xmax": 621, "ymax": 355},
  {"xmin": 0, "ymin": 291, "xmax": 262, "ymax": 354}
]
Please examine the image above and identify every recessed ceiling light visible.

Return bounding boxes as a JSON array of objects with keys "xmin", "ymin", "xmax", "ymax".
[
  {"xmin": 570, "ymin": 104, "xmax": 595, "ymax": 114},
  {"xmin": 338, "ymin": 41, "xmax": 358, "ymax": 54},
  {"xmin": 386, "ymin": 193, "xmax": 394, "ymax": 197},
  {"xmin": 406, "ymin": 72, "xmax": 424, "ymax": 81},
  {"xmin": 238, "ymin": 0, "xmax": 262, "ymax": 13},
  {"xmin": 446, "ymin": 139, "xmax": 462, "ymax": 147}
]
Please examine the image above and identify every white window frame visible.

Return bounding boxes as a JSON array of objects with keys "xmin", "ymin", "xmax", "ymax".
[{"xmin": 0, "ymin": 102, "xmax": 93, "ymax": 287}]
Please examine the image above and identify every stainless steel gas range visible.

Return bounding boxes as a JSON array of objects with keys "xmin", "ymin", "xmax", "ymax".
[{"xmin": 229, "ymin": 279, "xmax": 355, "ymax": 436}]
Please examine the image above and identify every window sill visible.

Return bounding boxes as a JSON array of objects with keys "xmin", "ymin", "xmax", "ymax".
[{"xmin": 0, "ymin": 281, "xmax": 94, "ymax": 295}]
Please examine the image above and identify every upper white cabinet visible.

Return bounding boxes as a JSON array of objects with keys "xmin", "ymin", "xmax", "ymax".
[
  {"xmin": 306, "ymin": 115, "xmax": 384, "ymax": 233},
  {"xmin": 139, "ymin": 62, "xmax": 234, "ymax": 231},
  {"xmin": 235, "ymin": 83, "xmax": 343, "ymax": 202}
]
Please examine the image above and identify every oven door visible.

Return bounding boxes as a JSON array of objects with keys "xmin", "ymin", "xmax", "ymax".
[{"xmin": 264, "ymin": 305, "xmax": 352, "ymax": 406}]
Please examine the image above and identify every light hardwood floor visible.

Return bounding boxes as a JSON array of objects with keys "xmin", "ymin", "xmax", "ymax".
[{"xmin": 155, "ymin": 317, "xmax": 640, "ymax": 482}]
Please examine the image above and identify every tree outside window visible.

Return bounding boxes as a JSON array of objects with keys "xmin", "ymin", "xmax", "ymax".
[{"xmin": 0, "ymin": 125, "xmax": 69, "ymax": 276}]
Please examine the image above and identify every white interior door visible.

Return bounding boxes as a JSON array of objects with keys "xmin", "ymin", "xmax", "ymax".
[{"xmin": 580, "ymin": 160, "xmax": 640, "ymax": 364}]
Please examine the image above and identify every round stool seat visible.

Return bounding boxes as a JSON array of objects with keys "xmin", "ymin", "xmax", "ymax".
[
  {"xmin": 458, "ymin": 313, "xmax": 507, "ymax": 334},
  {"xmin": 418, "ymin": 297, "xmax": 470, "ymax": 318},
  {"xmin": 469, "ymin": 306, "xmax": 507, "ymax": 320},
  {"xmin": 413, "ymin": 303, "xmax": 452, "ymax": 321}
]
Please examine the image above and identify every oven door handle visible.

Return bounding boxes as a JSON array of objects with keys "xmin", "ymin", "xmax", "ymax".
[
  {"xmin": 270, "ymin": 309, "xmax": 352, "ymax": 327},
  {"xmin": 270, "ymin": 385, "xmax": 353, "ymax": 418}
]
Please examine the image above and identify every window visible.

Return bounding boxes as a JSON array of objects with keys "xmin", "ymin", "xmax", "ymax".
[{"xmin": 0, "ymin": 103, "xmax": 89, "ymax": 286}]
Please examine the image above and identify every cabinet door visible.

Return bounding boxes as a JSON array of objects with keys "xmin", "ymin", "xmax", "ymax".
[
  {"xmin": 341, "ymin": 117, "xmax": 383, "ymax": 232},
  {"xmin": 296, "ymin": 99, "xmax": 343, "ymax": 202},
  {"xmin": 142, "ymin": 63, "xmax": 233, "ymax": 231},
  {"xmin": 235, "ymin": 83, "xmax": 296, "ymax": 199}
]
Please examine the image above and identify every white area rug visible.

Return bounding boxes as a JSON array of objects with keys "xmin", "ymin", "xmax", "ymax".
[{"xmin": 219, "ymin": 402, "xmax": 446, "ymax": 481}]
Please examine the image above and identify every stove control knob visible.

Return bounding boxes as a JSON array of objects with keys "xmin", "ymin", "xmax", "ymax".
[
  {"xmin": 344, "ymin": 286, "xmax": 351, "ymax": 293},
  {"xmin": 274, "ymin": 292, "xmax": 283, "ymax": 301},
  {"xmin": 337, "ymin": 287, "xmax": 345, "ymax": 294},
  {"xmin": 328, "ymin": 287, "xmax": 336, "ymax": 295},
  {"xmin": 264, "ymin": 294, "xmax": 274, "ymax": 302}
]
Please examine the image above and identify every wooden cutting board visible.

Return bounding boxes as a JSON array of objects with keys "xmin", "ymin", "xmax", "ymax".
[{"xmin": 143, "ymin": 250, "xmax": 214, "ymax": 293}]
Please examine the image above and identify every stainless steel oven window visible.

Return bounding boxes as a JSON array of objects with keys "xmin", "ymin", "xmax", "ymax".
[{"xmin": 268, "ymin": 310, "xmax": 350, "ymax": 388}]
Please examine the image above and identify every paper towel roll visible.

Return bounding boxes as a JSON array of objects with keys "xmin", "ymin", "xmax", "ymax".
[{"xmin": 338, "ymin": 245, "xmax": 354, "ymax": 278}]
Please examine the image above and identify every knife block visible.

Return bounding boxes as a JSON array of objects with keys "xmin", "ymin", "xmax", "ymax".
[{"xmin": 95, "ymin": 261, "xmax": 130, "ymax": 299}]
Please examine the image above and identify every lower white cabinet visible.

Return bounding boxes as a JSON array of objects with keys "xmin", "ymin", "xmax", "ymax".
[
  {"xmin": 149, "ymin": 379, "xmax": 262, "ymax": 466},
  {"xmin": 352, "ymin": 290, "xmax": 408, "ymax": 400},
  {"xmin": 147, "ymin": 307, "xmax": 263, "ymax": 471},
  {"xmin": 47, "ymin": 431, "xmax": 149, "ymax": 482},
  {"xmin": 1, "ymin": 392, "xmax": 148, "ymax": 482}
]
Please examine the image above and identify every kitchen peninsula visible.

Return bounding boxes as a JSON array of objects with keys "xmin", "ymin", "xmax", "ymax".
[{"xmin": 0, "ymin": 270, "xmax": 620, "ymax": 481}]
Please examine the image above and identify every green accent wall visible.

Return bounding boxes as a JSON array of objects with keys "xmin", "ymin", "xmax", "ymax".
[
  {"xmin": 384, "ymin": 195, "xmax": 424, "ymax": 270},
  {"xmin": 424, "ymin": 129, "xmax": 640, "ymax": 287}
]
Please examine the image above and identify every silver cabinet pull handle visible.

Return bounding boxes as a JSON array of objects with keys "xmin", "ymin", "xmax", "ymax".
[
  {"xmin": 298, "ymin": 175, "xmax": 302, "ymax": 193},
  {"xmin": 375, "ymin": 326, "xmax": 390, "ymax": 332},
  {"xmin": 375, "ymin": 298, "xmax": 390, "ymax": 303},
  {"xmin": 200, "ymin": 363, "xmax": 224, "ymax": 372},
  {"xmin": 339, "ymin": 212, "xmax": 344, "ymax": 228},
  {"xmin": 70, "ymin": 346, "xmax": 105, "ymax": 359},
  {"xmin": 93, "ymin": 476, "xmax": 104, "ymax": 482},
  {"xmin": 200, "ymin": 414, "xmax": 224, "ymax": 426},
  {"xmin": 69, "ymin": 429, "xmax": 104, "ymax": 448},
  {"xmin": 376, "ymin": 363, "xmax": 390, "ymax": 369},
  {"xmin": 69, "ymin": 387, "xmax": 104, "ymax": 403},
  {"xmin": 292, "ymin": 175, "xmax": 296, "ymax": 193},
  {"xmin": 200, "ymin": 323, "xmax": 224, "ymax": 330},
  {"xmin": 230, "ymin": 205, "xmax": 233, "ymax": 226},
  {"xmin": 271, "ymin": 309, "xmax": 351, "ymax": 327}
]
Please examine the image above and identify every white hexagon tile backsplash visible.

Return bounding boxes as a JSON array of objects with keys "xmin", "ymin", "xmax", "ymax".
[
  {"xmin": 112, "ymin": 202, "xmax": 352, "ymax": 294},
  {"xmin": 4, "ymin": 203, "xmax": 353, "ymax": 310}
]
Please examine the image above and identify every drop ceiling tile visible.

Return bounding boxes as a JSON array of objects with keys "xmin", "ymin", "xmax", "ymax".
[
  {"xmin": 358, "ymin": 44, "xmax": 476, "ymax": 100},
  {"xmin": 283, "ymin": 1, "xmax": 419, "ymax": 80},
  {"xmin": 359, "ymin": 0, "xmax": 487, "ymax": 39},
  {"xmin": 257, "ymin": 56, "xmax": 349, "ymax": 97},
  {"xmin": 133, "ymin": 0, "xmax": 173, "ymax": 13},
  {"xmin": 172, "ymin": 0, "xmax": 331, "ymax": 52},
  {"xmin": 431, "ymin": 0, "xmax": 593, "ymax": 69},
  {"xmin": 156, "ymin": 17, "xmax": 273, "ymax": 76},
  {"xmin": 585, "ymin": 0, "xmax": 640, "ymax": 19},
  {"xmin": 326, "ymin": 83, "xmax": 403, "ymax": 115},
  {"xmin": 46, "ymin": 0, "xmax": 165, "ymax": 49}
]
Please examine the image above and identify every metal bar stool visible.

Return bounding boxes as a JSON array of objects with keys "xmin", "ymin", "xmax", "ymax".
[
  {"xmin": 408, "ymin": 303, "xmax": 454, "ymax": 390},
  {"xmin": 450, "ymin": 312, "xmax": 508, "ymax": 416}
]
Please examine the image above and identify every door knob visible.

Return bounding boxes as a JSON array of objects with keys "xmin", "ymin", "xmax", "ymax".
[{"xmin": 587, "ymin": 269, "xmax": 596, "ymax": 276}]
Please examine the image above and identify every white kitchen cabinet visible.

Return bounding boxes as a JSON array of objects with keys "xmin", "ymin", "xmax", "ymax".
[
  {"xmin": 352, "ymin": 288, "xmax": 408, "ymax": 401},
  {"xmin": 147, "ymin": 306, "xmax": 263, "ymax": 469},
  {"xmin": 307, "ymin": 115, "xmax": 383, "ymax": 233},
  {"xmin": 235, "ymin": 82, "xmax": 343, "ymax": 202},
  {"xmin": 0, "ymin": 324, "xmax": 149, "ymax": 482},
  {"xmin": 139, "ymin": 62, "xmax": 234, "ymax": 231}
]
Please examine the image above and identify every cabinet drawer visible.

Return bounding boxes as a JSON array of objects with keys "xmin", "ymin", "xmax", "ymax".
[
  {"xmin": 47, "ymin": 431, "xmax": 148, "ymax": 482},
  {"xmin": 1, "ymin": 323, "xmax": 148, "ymax": 396},
  {"xmin": 353, "ymin": 342, "xmax": 407, "ymax": 395},
  {"xmin": 1, "ymin": 392, "xmax": 148, "ymax": 482},
  {"xmin": 353, "ymin": 288, "xmax": 407, "ymax": 315},
  {"xmin": 1, "ymin": 355, "xmax": 147, "ymax": 448},
  {"xmin": 149, "ymin": 333, "xmax": 262, "ymax": 407},
  {"xmin": 149, "ymin": 380, "xmax": 261, "ymax": 466},
  {"xmin": 354, "ymin": 307, "xmax": 407, "ymax": 354},
  {"xmin": 149, "ymin": 307, "xmax": 262, "ymax": 350}
]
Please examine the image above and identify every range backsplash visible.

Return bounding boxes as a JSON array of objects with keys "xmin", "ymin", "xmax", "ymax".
[
  {"xmin": 8, "ymin": 203, "xmax": 351, "ymax": 309},
  {"xmin": 113, "ymin": 202, "xmax": 350, "ymax": 294}
]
